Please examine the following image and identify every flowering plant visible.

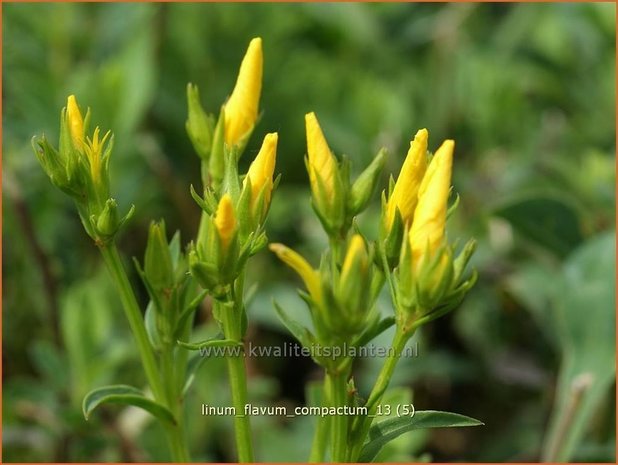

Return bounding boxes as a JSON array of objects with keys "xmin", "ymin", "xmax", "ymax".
[{"xmin": 34, "ymin": 37, "xmax": 480, "ymax": 463}]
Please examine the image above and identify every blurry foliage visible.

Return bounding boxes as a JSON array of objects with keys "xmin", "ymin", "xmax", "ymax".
[{"xmin": 3, "ymin": 2, "xmax": 615, "ymax": 462}]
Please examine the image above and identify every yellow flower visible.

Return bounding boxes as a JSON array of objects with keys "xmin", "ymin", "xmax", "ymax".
[
  {"xmin": 269, "ymin": 243, "xmax": 322, "ymax": 303},
  {"xmin": 66, "ymin": 95, "xmax": 84, "ymax": 149},
  {"xmin": 224, "ymin": 37, "xmax": 263, "ymax": 146},
  {"xmin": 385, "ymin": 128, "xmax": 428, "ymax": 230},
  {"xmin": 244, "ymin": 132, "xmax": 278, "ymax": 209},
  {"xmin": 409, "ymin": 139, "xmax": 454, "ymax": 265},
  {"xmin": 215, "ymin": 193, "xmax": 237, "ymax": 250},
  {"xmin": 305, "ymin": 112, "xmax": 337, "ymax": 199},
  {"xmin": 83, "ymin": 127, "xmax": 111, "ymax": 184},
  {"xmin": 340, "ymin": 234, "xmax": 368, "ymax": 287}
]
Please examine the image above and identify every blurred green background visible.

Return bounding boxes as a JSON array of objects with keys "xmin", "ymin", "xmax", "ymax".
[{"xmin": 3, "ymin": 2, "xmax": 616, "ymax": 462}]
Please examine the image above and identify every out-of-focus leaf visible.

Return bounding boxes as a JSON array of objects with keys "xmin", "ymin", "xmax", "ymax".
[
  {"xmin": 542, "ymin": 232, "xmax": 616, "ymax": 461},
  {"xmin": 505, "ymin": 262, "xmax": 560, "ymax": 346},
  {"xmin": 493, "ymin": 195, "xmax": 584, "ymax": 257}
]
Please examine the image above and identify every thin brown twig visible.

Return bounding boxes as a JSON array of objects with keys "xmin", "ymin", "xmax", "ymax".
[{"xmin": 5, "ymin": 171, "xmax": 62, "ymax": 348}]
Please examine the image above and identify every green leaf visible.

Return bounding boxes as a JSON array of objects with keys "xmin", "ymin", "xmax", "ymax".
[
  {"xmin": 177, "ymin": 337, "xmax": 242, "ymax": 351},
  {"xmin": 82, "ymin": 384, "xmax": 176, "ymax": 425},
  {"xmin": 542, "ymin": 232, "xmax": 616, "ymax": 461},
  {"xmin": 273, "ymin": 299, "xmax": 316, "ymax": 350},
  {"xmin": 173, "ymin": 289, "xmax": 208, "ymax": 341},
  {"xmin": 354, "ymin": 316, "xmax": 395, "ymax": 348},
  {"xmin": 182, "ymin": 353, "xmax": 210, "ymax": 396},
  {"xmin": 359, "ymin": 410, "xmax": 483, "ymax": 462},
  {"xmin": 144, "ymin": 301, "xmax": 162, "ymax": 350},
  {"xmin": 493, "ymin": 194, "xmax": 584, "ymax": 257}
]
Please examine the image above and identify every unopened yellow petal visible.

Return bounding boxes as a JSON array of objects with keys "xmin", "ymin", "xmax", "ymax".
[
  {"xmin": 66, "ymin": 95, "xmax": 84, "ymax": 149},
  {"xmin": 385, "ymin": 128, "xmax": 428, "ymax": 229},
  {"xmin": 269, "ymin": 243, "xmax": 322, "ymax": 302},
  {"xmin": 409, "ymin": 139, "xmax": 454, "ymax": 264},
  {"xmin": 244, "ymin": 132, "xmax": 278, "ymax": 206},
  {"xmin": 341, "ymin": 234, "xmax": 367, "ymax": 286},
  {"xmin": 305, "ymin": 112, "xmax": 337, "ymax": 198},
  {"xmin": 224, "ymin": 37, "xmax": 263, "ymax": 146},
  {"xmin": 84, "ymin": 127, "xmax": 111, "ymax": 184},
  {"xmin": 215, "ymin": 193, "xmax": 237, "ymax": 249}
]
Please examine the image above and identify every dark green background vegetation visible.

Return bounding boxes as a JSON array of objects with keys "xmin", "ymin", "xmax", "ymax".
[{"xmin": 3, "ymin": 2, "xmax": 615, "ymax": 462}]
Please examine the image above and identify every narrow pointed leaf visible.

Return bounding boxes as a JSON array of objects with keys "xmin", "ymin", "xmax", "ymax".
[
  {"xmin": 359, "ymin": 410, "xmax": 483, "ymax": 462},
  {"xmin": 177, "ymin": 337, "xmax": 242, "ymax": 351},
  {"xmin": 83, "ymin": 385, "xmax": 176, "ymax": 425}
]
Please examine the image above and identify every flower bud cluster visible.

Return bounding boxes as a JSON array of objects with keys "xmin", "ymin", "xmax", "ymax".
[
  {"xmin": 33, "ymin": 95, "xmax": 133, "ymax": 244},
  {"xmin": 185, "ymin": 38, "xmax": 278, "ymax": 299},
  {"xmin": 270, "ymin": 234, "xmax": 382, "ymax": 370},
  {"xmin": 305, "ymin": 112, "xmax": 387, "ymax": 236},
  {"xmin": 379, "ymin": 131, "xmax": 477, "ymax": 328}
]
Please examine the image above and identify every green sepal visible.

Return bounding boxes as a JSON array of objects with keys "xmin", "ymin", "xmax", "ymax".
[
  {"xmin": 143, "ymin": 220, "xmax": 174, "ymax": 291},
  {"xmin": 380, "ymin": 191, "xmax": 404, "ymax": 267},
  {"xmin": 237, "ymin": 176, "xmax": 254, "ymax": 238},
  {"xmin": 190, "ymin": 184, "xmax": 217, "ymax": 215},
  {"xmin": 33, "ymin": 135, "xmax": 84, "ymax": 198},
  {"xmin": 209, "ymin": 107, "xmax": 226, "ymax": 189},
  {"xmin": 453, "ymin": 238, "xmax": 476, "ymax": 284},
  {"xmin": 412, "ymin": 270, "xmax": 478, "ymax": 329},
  {"xmin": 186, "ymin": 83, "xmax": 215, "ymax": 161},
  {"xmin": 91, "ymin": 200, "xmax": 134, "ymax": 243},
  {"xmin": 305, "ymin": 155, "xmax": 346, "ymax": 235},
  {"xmin": 221, "ymin": 146, "xmax": 242, "ymax": 201},
  {"xmin": 446, "ymin": 192, "xmax": 460, "ymax": 219},
  {"xmin": 169, "ymin": 230, "xmax": 182, "ymax": 265},
  {"xmin": 188, "ymin": 250, "xmax": 219, "ymax": 290},
  {"xmin": 218, "ymin": 232, "xmax": 241, "ymax": 284},
  {"xmin": 348, "ymin": 148, "xmax": 387, "ymax": 216},
  {"xmin": 414, "ymin": 244, "xmax": 455, "ymax": 309},
  {"xmin": 249, "ymin": 231, "xmax": 268, "ymax": 256}
]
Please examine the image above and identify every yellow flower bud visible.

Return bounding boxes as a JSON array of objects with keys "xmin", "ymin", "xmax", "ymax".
[
  {"xmin": 244, "ymin": 132, "xmax": 278, "ymax": 210},
  {"xmin": 385, "ymin": 128, "xmax": 428, "ymax": 230},
  {"xmin": 84, "ymin": 127, "xmax": 111, "ymax": 184},
  {"xmin": 340, "ymin": 234, "xmax": 367, "ymax": 288},
  {"xmin": 305, "ymin": 112, "xmax": 337, "ymax": 200},
  {"xmin": 409, "ymin": 139, "xmax": 454, "ymax": 266},
  {"xmin": 66, "ymin": 95, "xmax": 84, "ymax": 149},
  {"xmin": 224, "ymin": 37, "xmax": 263, "ymax": 146},
  {"xmin": 215, "ymin": 193, "xmax": 237, "ymax": 250},
  {"xmin": 269, "ymin": 243, "xmax": 322, "ymax": 303}
]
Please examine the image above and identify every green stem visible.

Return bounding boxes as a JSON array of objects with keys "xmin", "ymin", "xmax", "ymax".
[
  {"xmin": 195, "ymin": 166, "xmax": 253, "ymax": 461},
  {"xmin": 329, "ymin": 371, "xmax": 349, "ymax": 462},
  {"xmin": 99, "ymin": 243, "xmax": 165, "ymax": 402},
  {"xmin": 161, "ymin": 347, "xmax": 191, "ymax": 462},
  {"xmin": 100, "ymin": 243, "xmax": 191, "ymax": 461},
  {"xmin": 309, "ymin": 375, "xmax": 331, "ymax": 462},
  {"xmin": 164, "ymin": 422, "xmax": 190, "ymax": 462},
  {"xmin": 218, "ymin": 298, "xmax": 254, "ymax": 462},
  {"xmin": 348, "ymin": 327, "xmax": 410, "ymax": 461}
]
